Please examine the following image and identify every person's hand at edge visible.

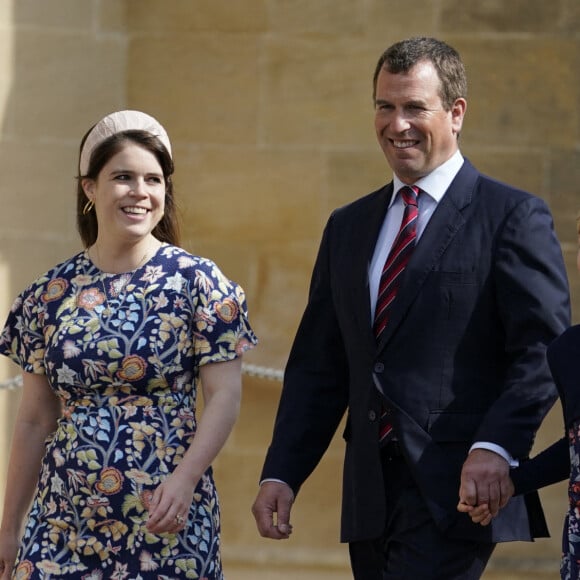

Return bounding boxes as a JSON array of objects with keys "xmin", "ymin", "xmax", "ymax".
[{"xmin": 251, "ymin": 481, "xmax": 295, "ymax": 539}]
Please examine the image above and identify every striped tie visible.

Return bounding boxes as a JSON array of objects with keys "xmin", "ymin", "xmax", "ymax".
[
  {"xmin": 374, "ymin": 185, "xmax": 419, "ymax": 445},
  {"xmin": 374, "ymin": 186, "xmax": 420, "ymax": 339}
]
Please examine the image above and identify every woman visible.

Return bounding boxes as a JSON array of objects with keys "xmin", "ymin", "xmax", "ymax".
[
  {"xmin": 459, "ymin": 216, "xmax": 580, "ymax": 579},
  {"xmin": 0, "ymin": 110, "xmax": 257, "ymax": 579}
]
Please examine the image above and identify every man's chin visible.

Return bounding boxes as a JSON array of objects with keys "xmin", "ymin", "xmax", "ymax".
[{"xmin": 391, "ymin": 163, "xmax": 423, "ymax": 184}]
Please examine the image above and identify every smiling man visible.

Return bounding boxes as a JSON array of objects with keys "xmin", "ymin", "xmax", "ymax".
[{"xmin": 252, "ymin": 37, "xmax": 570, "ymax": 579}]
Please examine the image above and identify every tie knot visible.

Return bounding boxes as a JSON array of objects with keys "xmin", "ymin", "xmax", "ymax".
[{"xmin": 400, "ymin": 185, "xmax": 419, "ymax": 207}]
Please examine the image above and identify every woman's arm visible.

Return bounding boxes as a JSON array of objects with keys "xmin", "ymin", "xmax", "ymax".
[
  {"xmin": 0, "ymin": 371, "xmax": 61, "ymax": 578},
  {"xmin": 147, "ymin": 357, "xmax": 242, "ymax": 533}
]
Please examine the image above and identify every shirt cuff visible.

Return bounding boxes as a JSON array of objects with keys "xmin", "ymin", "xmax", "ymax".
[
  {"xmin": 470, "ymin": 442, "xmax": 519, "ymax": 467},
  {"xmin": 259, "ymin": 478, "xmax": 295, "ymax": 498}
]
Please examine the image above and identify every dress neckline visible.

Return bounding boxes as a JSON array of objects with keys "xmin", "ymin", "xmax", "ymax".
[{"xmin": 84, "ymin": 242, "xmax": 165, "ymax": 277}]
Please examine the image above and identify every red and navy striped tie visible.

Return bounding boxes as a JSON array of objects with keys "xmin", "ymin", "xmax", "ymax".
[{"xmin": 374, "ymin": 185, "xmax": 419, "ymax": 444}]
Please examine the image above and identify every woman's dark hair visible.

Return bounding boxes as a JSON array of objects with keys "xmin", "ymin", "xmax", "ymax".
[{"xmin": 76, "ymin": 129, "xmax": 180, "ymax": 248}]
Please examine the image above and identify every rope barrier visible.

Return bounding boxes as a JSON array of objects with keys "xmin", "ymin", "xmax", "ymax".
[
  {"xmin": 0, "ymin": 375, "xmax": 22, "ymax": 391},
  {"xmin": 0, "ymin": 362, "xmax": 283, "ymax": 391}
]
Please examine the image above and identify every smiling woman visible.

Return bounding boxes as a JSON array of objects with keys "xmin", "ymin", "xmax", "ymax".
[{"xmin": 0, "ymin": 110, "xmax": 258, "ymax": 580}]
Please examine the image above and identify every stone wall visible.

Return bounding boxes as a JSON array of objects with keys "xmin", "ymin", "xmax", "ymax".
[{"xmin": 0, "ymin": 0, "xmax": 579, "ymax": 575}]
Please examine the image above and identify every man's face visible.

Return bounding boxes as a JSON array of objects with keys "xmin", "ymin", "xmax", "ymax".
[{"xmin": 374, "ymin": 60, "xmax": 466, "ymax": 184}]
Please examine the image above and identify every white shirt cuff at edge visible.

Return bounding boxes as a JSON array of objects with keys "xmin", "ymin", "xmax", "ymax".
[
  {"xmin": 260, "ymin": 478, "xmax": 295, "ymax": 498},
  {"xmin": 470, "ymin": 442, "xmax": 519, "ymax": 467}
]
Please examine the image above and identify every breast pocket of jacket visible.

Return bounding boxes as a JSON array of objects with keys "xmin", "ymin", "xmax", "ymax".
[{"xmin": 433, "ymin": 270, "xmax": 479, "ymax": 321}]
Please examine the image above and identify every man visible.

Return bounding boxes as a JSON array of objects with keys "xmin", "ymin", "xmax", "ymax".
[{"xmin": 252, "ymin": 37, "xmax": 570, "ymax": 579}]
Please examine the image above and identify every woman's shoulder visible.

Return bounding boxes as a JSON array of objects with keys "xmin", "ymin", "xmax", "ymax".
[
  {"xmin": 19, "ymin": 251, "xmax": 85, "ymax": 294},
  {"xmin": 159, "ymin": 244, "xmax": 220, "ymax": 271}
]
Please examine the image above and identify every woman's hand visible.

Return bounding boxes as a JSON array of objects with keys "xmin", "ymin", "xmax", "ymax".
[
  {"xmin": 146, "ymin": 471, "xmax": 196, "ymax": 534},
  {"xmin": 0, "ymin": 529, "xmax": 20, "ymax": 580},
  {"xmin": 457, "ymin": 501, "xmax": 493, "ymax": 526}
]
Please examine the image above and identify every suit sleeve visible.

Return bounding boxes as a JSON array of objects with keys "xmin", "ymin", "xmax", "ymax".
[
  {"xmin": 510, "ymin": 436, "xmax": 569, "ymax": 495},
  {"xmin": 260, "ymin": 213, "xmax": 349, "ymax": 494},
  {"xmin": 473, "ymin": 195, "xmax": 570, "ymax": 459}
]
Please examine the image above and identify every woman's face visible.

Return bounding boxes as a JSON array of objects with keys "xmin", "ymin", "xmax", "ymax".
[{"xmin": 82, "ymin": 143, "xmax": 166, "ymax": 245}]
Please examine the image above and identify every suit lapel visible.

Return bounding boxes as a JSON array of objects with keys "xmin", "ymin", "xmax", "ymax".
[
  {"xmin": 349, "ymin": 184, "xmax": 394, "ymax": 348},
  {"xmin": 376, "ymin": 160, "xmax": 479, "ymax": 352}
]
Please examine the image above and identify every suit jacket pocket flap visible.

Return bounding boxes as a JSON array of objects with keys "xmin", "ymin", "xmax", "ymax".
[{"xmin": 427, "ymin": 411, "xmax": 484, "ymax": 442}]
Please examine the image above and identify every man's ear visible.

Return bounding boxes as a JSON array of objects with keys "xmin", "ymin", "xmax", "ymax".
[{"xmin": 451, "ymin": 97, "xmax": 467, "ymax": 136}]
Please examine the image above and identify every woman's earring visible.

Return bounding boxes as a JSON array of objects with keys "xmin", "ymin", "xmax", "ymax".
[{"xmin": 82, "ymin": 199, "xmax": 94, "ymax": 215}]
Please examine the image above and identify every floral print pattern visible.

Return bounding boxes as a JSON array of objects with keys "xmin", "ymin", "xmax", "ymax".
[
  {"xmin": 0, "ymin": 244, "xmax": 257, "ymax": 579},
  {"xmin": 562, "ymin": 419, "xmax": 580, "ymax": 580}
]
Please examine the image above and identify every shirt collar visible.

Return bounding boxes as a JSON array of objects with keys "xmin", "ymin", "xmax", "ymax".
[{"xmin": 389, "ymin": 150, "xmax": 464, "ymax": 209}]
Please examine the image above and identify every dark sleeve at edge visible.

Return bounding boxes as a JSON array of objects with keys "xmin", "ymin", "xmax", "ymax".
[{"xmin": 511, "ymin": 436, "xmax": 569, "ymax": 496}]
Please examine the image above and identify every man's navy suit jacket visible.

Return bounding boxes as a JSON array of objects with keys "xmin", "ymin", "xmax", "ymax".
[{"xmin": 262, "ymin": 158, "xmax": 571, "ymax": 544}]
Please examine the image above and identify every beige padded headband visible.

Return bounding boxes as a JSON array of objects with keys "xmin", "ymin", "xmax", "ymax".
[{"xmin": 79, "ymin": 110, "xmax": 172, "ymax": 175}]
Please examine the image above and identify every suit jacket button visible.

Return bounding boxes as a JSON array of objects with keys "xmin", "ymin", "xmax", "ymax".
[
  {"xmin": 374, "ymin": 362, "xmax": 384, "ymax": 373},
  {"xmin": 368, "ymin": 410, "xmax": 377, "ymax": 421}
]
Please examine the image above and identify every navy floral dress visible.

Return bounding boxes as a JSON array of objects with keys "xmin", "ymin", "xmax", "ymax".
[
  {"xmin": 0, "ymin": 244, "xmax": 257, "ymax": 580},
  {"xmin": 563, "ymin": 420, "xmax": 580, "ymax": 580}
]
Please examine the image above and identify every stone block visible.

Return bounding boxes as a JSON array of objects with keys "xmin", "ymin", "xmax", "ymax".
[
  {"xmin": 549, "ymin": 150, "xmax": 580, "ymax": 197},
  {"xmin": 441, "ymin": 0, "xmax": 563, "ymax": 33},
  {"xmin": 175, "ymin": 146, "xmax": 325, "ymax": 243},
  {"xmin": 0, "ymin": 141, "xmax": 78, "ymax": 238},
  {"xmin": 548, "ymin": 150, "xmax": 580, "ymax": 245},
  {"xmin": 562, "ymin": 0, "xmax": 580, "ymax": 33},
  {"xmin": 261, "ymin": 37, "xmax": 378, "ymax": 146},
  {"xmin": 3, "ymin": 30, "xmax": 125, "ymax": 140},
  {"xmin": 127, "ymin": 0, "xmax": 268, "ymax": 32},
  {"xmin": 0, "ymin": 32, "xmax": 12, "ymax": 109},
  {"xmin": 99, "ymin": 0, "xmax": 127, "ymax": 33},
  {"xmin": 268, "ymin": 0, "xmax": 366, "ymax": 35},
  {"xmin": 454, "ymin": 38, "xmax": 579, "ymax": 148},
  {"xmin": 128, "ymin": 34, "xmax": 260, "ymax": 144},
  {"xmin": 365, "ymin": 0, "xmax": 435, "ymax": 43},
  {"xmin": 9, "ymin": 0, "xmax": 91, "ymax": 30}
]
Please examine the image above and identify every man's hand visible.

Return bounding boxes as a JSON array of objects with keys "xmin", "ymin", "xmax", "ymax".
[
  {"xmin": 251, "ymin": 481, "xmax": 295, "ymax": 539},
  {"xmin": 458, "ymin": 448, "xmax": 514, "ymax": 521}
]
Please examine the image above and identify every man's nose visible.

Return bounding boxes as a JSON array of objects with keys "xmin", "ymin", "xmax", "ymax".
[{"xmin": 389, "ymin": 110, "xmax": 412, "ymax": 132}]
